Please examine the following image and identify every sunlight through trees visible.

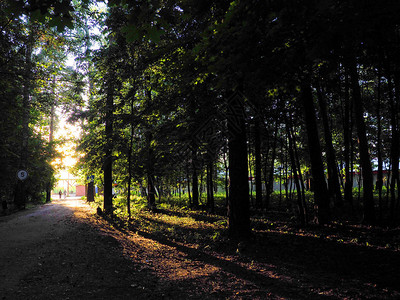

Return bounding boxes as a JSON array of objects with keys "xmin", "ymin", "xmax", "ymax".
[{"xmin": 1, "ymin": 0, "xmax": 400, "ymax": 237}]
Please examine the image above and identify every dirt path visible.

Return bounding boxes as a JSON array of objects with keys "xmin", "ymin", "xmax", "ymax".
[
  {"xmin": 1, "ymin": 198, "xmax": 400, "ymax": 299},
  {"xmin": 0, "ymin": 198, "xmax": 241, "ymax": 299},
  {"xmin": 0, "ymin": 198, "xmax": 75, "ymax": 290},
  {"xmin": 0, "ymin": 198, "xmax": 254, "ymax": 299},
  {"xmin": 0, "ymin": 198, "xmax": 147, "ymax": 299}
]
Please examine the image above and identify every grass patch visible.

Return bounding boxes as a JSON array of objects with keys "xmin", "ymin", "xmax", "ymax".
[
  {"xmin": 90, "ymin": 193, "xmax": 229, "ymax": 249},
  {"xmin": 89, "ymin": 189, "xmax": 400, "ymax": 254}
]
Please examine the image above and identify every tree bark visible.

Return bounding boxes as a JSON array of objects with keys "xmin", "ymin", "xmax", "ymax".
[
  {"xmin": 126, "ymin": 96, "xmax": 136, "ymax": 218},
  {"xmin": 103, "ymin": 77, "xmax": 114, "ymax": 216},
  {"xmin": 248, "ymin": 148, "xmax": 254, "ymax": 203},
  {"xmin": 186, "ymin": 165, "xmax": 192, "ymax": 205},
  {"xmin": 223, "ymin": 146, "xmax": 229, "ymax": 206},
  {"xmin": 286, "ymin": 117, "xmax": 306, "ymax": 226},
  {"xmin": 290, "ymin": 117, "xmax": 309, "ymax": 223},
  {"xmin": 15, "ymin": 27, "xmax": 34, "ymax": 209},
  {"xmin": 376, "ymin": 68, "xmax": 383, "ymax": 221},
  {"xmin": 347, "ymin": 58, "xmax": 375, "ymax": 224},
  {"xmin": 87, "ymin": 181, "xmax": 95, "ymax": 202},
  {"xmin": 146, "ymin": 131, "xmax": 156, "ymax": 209},
  {"xmin": 46, "ymin": 75, "xmax": 56, "ymax": 203},
  {"xmin": 343, "ymin": 73, "xmax": 354, "ymax": 209},
  {"xmin": 300, "ymin": 81, "xmax": 330, "ymax": 224},
  {"xmin": 390, "ymin": 72, "xmax": 400, "ymax": 220},
  {"xmin": 254, "ymin": 117, "xmax": 263, "ymax": 208},
  {"xmin": 265, "ymin": 123, "xmax": 278, "ymax": 210},
  {"xmin": 206, "ymin": 162, "xmax": 215, "ymax": 213},
  {"xmin": 227, "ymin": 92, "xmax": 250, "ymax": 239},
  {"xmin": 191, "ymin": 149, "xmax": 199, "ymax": 208},
  {"xmin": 316, "ymin": 84, "xmax": 343, "ymax": 207}
]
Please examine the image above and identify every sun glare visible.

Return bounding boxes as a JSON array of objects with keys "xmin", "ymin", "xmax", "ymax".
[
  {"xmin": 55, "ymin": 115, "xmax": 80, "ymax": 165},
  {"xmin": 51, "ymin": 110, "xmax": 81, "ymax": 192}
]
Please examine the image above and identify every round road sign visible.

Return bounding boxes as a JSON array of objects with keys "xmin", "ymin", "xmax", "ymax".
[{"xmin": 17, "ymin": 170, "xmax": 28, "ymax": 181}]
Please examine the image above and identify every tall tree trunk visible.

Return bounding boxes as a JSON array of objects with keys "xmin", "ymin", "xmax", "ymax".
[
  {"xmin": 265, "ymin": 122, "xmax": 278, "ymax": 209},
  {"xmin": 87, "ymin": 181, "xmax": 95, "ymax": 202},
  {"xmin": 288, "ymin": 169, "xmax": 294, "ymax": 204},
  {"xmin": 376, "ymin": 68, "xmax": 383, "ymax": 221},
  {"xmin": 248, "ymin": 148, "xmax": 254, "ymax": 204},
  {"xmin": 262, "ymin": 149, "xmax": 269, "ymax": 207},
  {"xmin": 254, "ymin": 117, "xmax": 263, "ymax": 209},
  {"xmin": 46, "ymin": 75, "xmax": 56, "ymax": 203},
  {"xmin": 386, "ymin": 161, "xmax": 392, "ymax": 205},
  {"xmin": 343, "ymin": 73, "xmax": 353, "ymax": 208},
  {"xmin": 178, "ymin": 177, "xmax": 182, "ymax": 199},
  {"xmin": 146, "ymin": 131, "xmax": 156, "ymax": 209},
  {"xmin": 316, "ymin": 84, "xmax": 343, "ymax": 207},
  {"xmin": 199, "ymin": 167, "xmax": 204, "ymax": 203},
  {"xmin": 347, "ymin": 58, "xmax": 375, "ymax": 224},
  {"xmin": 284, "ymin": 142, "xmax": 289, "ymax": 208},
  {"xmin": 290, "ymin": 117, "xmax": 309, "ymax": 223},
  {"xmin": 286, "ymin": 117, "xmax": 306, "ymax": 226},
  {"xmin": 147, "ymin": 174, "xmax": 156, "ymax": 208},
  {"xmin": 279, "ymin": 163, "xmax": 283, "ymax": 206},
  {"xmin": 186, "ymin": 165, "xmax": 192, "ymax": 205},
  {"xmin": 390, "ymin": 72, "xmax": 400, "ymax": 220},
  {"xmin": 227, "ymin": 92, "xmax": 250, "ymax": 239},
  {"xmin": 126, "ymin": 97, "xmax": 136, "ymax": 218},
  {"xmin": 103, "ymin": 77, "xmax": 114, "ymax": 216},
  {"xmin": 15, "ymin": 27, "xmax": 34, "ymax": 209},
  {"xmin": 192, "ymin": 149, "xmax": 199, "ymax": 208},
  {"xmin": 223, "ymin": 145, "xmax": 229, "ymax": 207},
  {"xmin": 157, "ymin": 178, "xmax": 162, "ymax": 202},
  {"xmin": 206, "ymin": 162, "xmax": 215, "ymax": 213},
  {"xmin": 300, "ymin": 81, "xmax": 330, "ymax": 224}
]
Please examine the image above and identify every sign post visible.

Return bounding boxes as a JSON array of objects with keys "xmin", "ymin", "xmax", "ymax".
[
  {"xmin": 86, "ymin": 175, "xmax": 95, "ymax": 202},
  {"xmin": 15, "ymin": 170, "xmax": 28, "ymax": 209}
]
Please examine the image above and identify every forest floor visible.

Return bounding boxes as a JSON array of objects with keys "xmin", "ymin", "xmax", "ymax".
[{"xmin": 0, "ymin": 197, "xmax": 400, "ymax": 299}]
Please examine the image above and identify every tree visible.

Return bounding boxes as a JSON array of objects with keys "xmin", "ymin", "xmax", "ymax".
[
  {"xmin": 227, "ymin": 92, "xmax": 250, "ymax": 239},
  {"xmin": 346, "ymin": 56, "xmax": 376, "ymax": 224},
  {"xmin": 69, "ymin": 0, "xmax": 400, "ymax": 230},
  {"xmin": 301, "ymin": 82, "xmax": 330, "ymax": 224},
  {"xmin": 1, "ymin": 0, "xmax": 79, "ymax": 209}
]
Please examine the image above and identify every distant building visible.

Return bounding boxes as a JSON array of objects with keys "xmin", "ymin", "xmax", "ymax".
[
  {"xmin": 53, "ymin": 169, "xmax": 77, "ymax": 196},
  {"xmin": 76, "ymin": 185, "xmax": 86, "ymax": 197}
]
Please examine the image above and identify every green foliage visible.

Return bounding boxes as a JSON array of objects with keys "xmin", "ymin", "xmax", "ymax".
[
  {"xmin": 110, "ymin": 195, "xmax": 228, "ymax": 248},
  {"xmin": 0, "ymin": 0, "xmax": 80, "ymax": 210},
  {"xmin": 4, "ymin": 0, "xmax": 77, "ymax": 32},
  {"xmin": 41, "ymin": 0, "xmax": 400, "ymax": 228}
]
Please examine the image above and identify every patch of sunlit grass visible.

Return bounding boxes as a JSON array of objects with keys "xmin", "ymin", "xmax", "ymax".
[{"xmin": 89, "ymin": 194, "xmax": 229, "ymax": 248}]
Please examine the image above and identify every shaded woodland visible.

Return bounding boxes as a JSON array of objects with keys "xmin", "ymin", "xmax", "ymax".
[{"xmin": 1, "ymin": 0, "xmax": 400, "ymax": 240}]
